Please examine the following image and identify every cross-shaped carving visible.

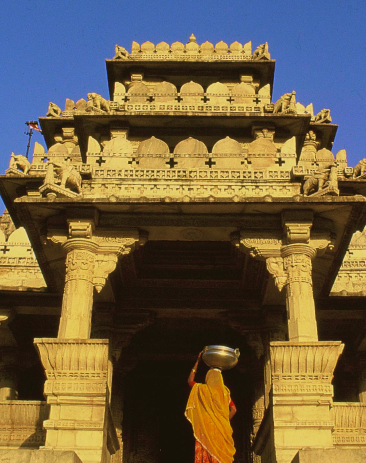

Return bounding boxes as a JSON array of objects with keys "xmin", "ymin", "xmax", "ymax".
[
  {"xmin": 147, "ymin": 95, "xmax": 155, "ymax": 103},
  {"xmin": 166, "ymin": 158, "xmax": 178, "ymax": 168},
  {"xmin": 64, "ymin": 156, "xmax": 72, "ymax": 162},
  {"xmin": 226, "ymin": 96, "xmax": 235, "ymax": 104},
  {"xmin": 311, "ymin": 161, "xmax": 320, "ymax": 168},
  {"xmin": 96, "ymin": 156, "xmax": 106, "ymax": 167},
  {"xmin": 41, "ymin": 156, "xmax": 49, "ymax": 163},
  {"xmin": 0, "ymin": 246, "xmax": 10, "ymax": 255},
  {"xmin": 275, "ymin": 157, "xmax": 285, "ymax": 167},
  {"xmin": 123, "ymin": 94, "xmax": 130, "ymax": 103},
  {"xmin": 201, "ymin": 95, "xmax": 210, "ymax": 103},
  {"xmin": 175, "ymin": 95, "xmax": 184, "ymax": 103},
  {"xmin": 128, "ymin": 158, "xmax": 140, "ymax": 167},
  {"xmin": 253, "ymin": 96, "xmax": 261, "ymax": 105},
  {"xmin": 205, "ymin": 158, "xmax": 216, "ymax": 168}
]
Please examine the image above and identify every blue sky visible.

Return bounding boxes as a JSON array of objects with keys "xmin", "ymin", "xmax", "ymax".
[{"xmin": 1, "ymin": 0, "xmax": 365, "ymax": 211}]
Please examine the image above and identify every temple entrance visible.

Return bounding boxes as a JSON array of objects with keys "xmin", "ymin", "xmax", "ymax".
[{"xmin": 118, "ymin": 319, "xmax": 255, "ymax": 463}]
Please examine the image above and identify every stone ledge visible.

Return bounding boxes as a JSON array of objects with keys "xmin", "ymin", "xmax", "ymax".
[
  {"xmin": 292, "ymin": 448, "xmax": 366, "ymax": 463},
  {"xmin": 0, "ymin": 449, "xmax": 82, "ymax": 463}
]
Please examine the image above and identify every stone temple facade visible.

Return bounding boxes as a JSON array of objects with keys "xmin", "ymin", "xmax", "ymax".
[{"xmin": 1, "ymin": 36, "xmax": 366, "ymax": 463}]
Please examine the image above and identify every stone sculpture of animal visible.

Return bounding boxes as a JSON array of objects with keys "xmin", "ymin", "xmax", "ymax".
[
  {"xmin": 303, "ymin": 170, "xmax": 329, "ymax": 196},
  {"xmin": 52, "ymin": 161, "xmax": 82, "ymax": 194},
  {"xmin": 9, "ymin": 153, "xmax": 31, "ymax": 174},
  {"xmin": 87, "ymin": 93, "xmax": 110, "ymax": 112},
  {"xmin": 353, "ymin": 158, "xmax": 366, "ymax": 178}
]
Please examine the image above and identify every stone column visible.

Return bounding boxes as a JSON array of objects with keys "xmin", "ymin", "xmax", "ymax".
[
  {"xmin": 239, "ymin": 211, "xmax": 331, "ymax": 342},
  {"xmin": 0, "ymin": 347, "xmax": 18, "ymax": 400},
  {"xmin": 58, "ymin": 239, "xmax": 98, "ymax": 339},
  {"xmin": 280, "ymin": 244, "xmax": 317, "ymax": 342},
  {"xmin": 35, "ymin": 221, "xmax": 145, "ymax": 463},
  {"xmin": 358, "ymin": 352, "xmax": 366, "ymax": 403},
  {"xmin": 0, "ymin": 311, "xmax": 18, "ymax": 400}
]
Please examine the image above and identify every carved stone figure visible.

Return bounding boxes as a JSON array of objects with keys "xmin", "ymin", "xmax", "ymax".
[
  {"xmin": 252, "ymin": 43, "xmax": 270, "ymax": 60},
  {"xmin": 303, "ymin": 165, "xmax": 338, "ymax": 196},
  {"xmin": 353, "ymin": 158, "xmax": 366, "ymax": 178},
  {"xmin": 303, "ymin": 171, "xmax": 327, "ymax": 196},
  {"xmin": 114, "ymin": 44, "xmax": 129, "ymax": 60},
  {"xmin": 51, "ymin": 161, "xmax": 82, "ymax": 194},
  {"xmin": 273, "ymin": 91, "xmax": 297, "ymax": 114},
  {"xmin": 87, "ymin": 93, "xmax": 110, "ymax": 113},
  {"xmin": 9, "ymin": 153, "xmax": 31, "ymax": 174},
  {"xmin": 314, "ymin": 108, "xmax": 332, "ymax": 124},
  {"xmin": 46, "ymin": 102, "xmax": 62, "ymax": 117}
]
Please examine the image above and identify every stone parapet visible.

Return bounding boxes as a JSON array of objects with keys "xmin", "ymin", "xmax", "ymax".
[
  {"xmin": 332, "ymin": 402, "xmax": 366, "ymax": 447},
  {"xmin": 0, "ymin": 401, "xmax": 48, "ymax": 449},
  {"xmin": 292, "ymin": 448, "xmax": 366, "ymax": 463},
  {"xmin": 0, "ymin": 449, "xmax": 83, "ymax": 462}
]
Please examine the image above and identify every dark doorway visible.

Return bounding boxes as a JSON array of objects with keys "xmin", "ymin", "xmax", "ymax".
[{"xmin": 120, "ymin": 320, "xmax": 255, "ymax": 463}]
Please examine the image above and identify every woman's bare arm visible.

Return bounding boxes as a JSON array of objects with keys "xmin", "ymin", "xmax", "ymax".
[
  {"xmin": 229, "ymin": 404, "xmax": 237, "ymax": 420},
  {"xmin": 188, "ymin": 352, "xmax": 202, "ymax": 385}
]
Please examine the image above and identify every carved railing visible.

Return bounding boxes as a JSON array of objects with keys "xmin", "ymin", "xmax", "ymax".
[
  {"xmin": 0, "ymin": 400, "xmax": 49, "ymax": 449},
  {"xmin": 332, "ymin": 402, "xmax": 366, "ymax": 446}
]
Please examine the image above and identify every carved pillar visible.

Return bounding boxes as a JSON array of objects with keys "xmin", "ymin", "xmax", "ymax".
[
  {"xmin": 358, "ymin": 352, "xmax": 366, "ymax": 403},
  {"xmin": 280, "ymin": 244, "xmax": 317, "ymax": 341},
  {"xmin": 0, "ymin": 347, "xmax": 18, "ymax": 400},
  {"xmin": 35, "ymin": 221, "xmax": 147, "ymax": 463},
  {"xmin": 59, "ymin": 239, "xmax": 98, "ymax": 339},
  {"xmin": 238, "ymin": 211, "xmax": 332, "ymax": 342},
  {"xmin": 48, "ymin": 220, "xmax": 144, "ymax": 339},
  {"xmin": 0, "ymin": 311, "xmax": 18, "ymax": 400},
  {"xmin": 253, "ymin": 341, "xmax": 344, "ymax": 463}
]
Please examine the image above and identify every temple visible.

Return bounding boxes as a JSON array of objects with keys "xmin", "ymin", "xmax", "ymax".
[{"xmin": 1, "ymin": 36, "xmax": 366, "ymax": 463}]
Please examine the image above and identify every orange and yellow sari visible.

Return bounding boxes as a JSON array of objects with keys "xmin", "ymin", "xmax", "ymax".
[{"xmin": 185, "ymin": 369, "xmax": 235, "ymax": 463}]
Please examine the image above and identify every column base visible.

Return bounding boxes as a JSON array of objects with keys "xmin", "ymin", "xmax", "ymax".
[
  {"xmin": 254, "ymin": 341, "xmax": 344, "ymax": 463},
  {"xmin": 34, "ymin": 338, "xmax": 119, "ymax": 463}
]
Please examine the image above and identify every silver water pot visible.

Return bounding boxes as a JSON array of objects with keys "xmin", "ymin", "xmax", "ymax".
[{"xmin": 202, "ymin": 345, "xmax": 240, "ymax": 370}]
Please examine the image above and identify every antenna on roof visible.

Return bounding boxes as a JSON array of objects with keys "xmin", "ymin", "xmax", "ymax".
[{"xmin": 24, "ymin": 121, "xmax": 42, "ymax": 159}]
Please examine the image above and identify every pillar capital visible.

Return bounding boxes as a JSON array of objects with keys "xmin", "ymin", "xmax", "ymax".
[{"xmin": 47, "ymin": 220, "xmax": 149, "ymax": 339}]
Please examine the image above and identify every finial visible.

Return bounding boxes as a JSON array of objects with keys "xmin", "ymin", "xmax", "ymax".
[{"xmin": 189, "ymin": 33, "xmax": 197, "ymax": 43}]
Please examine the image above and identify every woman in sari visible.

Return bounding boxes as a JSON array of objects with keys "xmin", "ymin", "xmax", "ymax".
[{"xmin": 185, "ymin": 352, "xmax": 237, "ymax": 463}]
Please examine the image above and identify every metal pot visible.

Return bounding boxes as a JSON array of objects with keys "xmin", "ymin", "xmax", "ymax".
[{"xmin": 202, "ymin": 345, "xmax": 240, "ymax": 370}]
